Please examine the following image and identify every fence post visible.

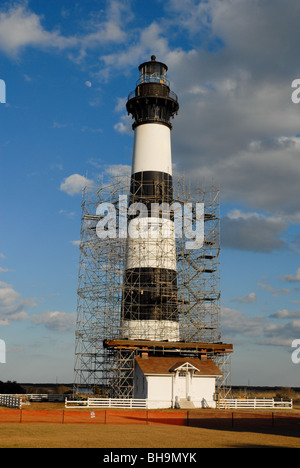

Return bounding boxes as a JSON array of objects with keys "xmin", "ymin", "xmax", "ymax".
[{"xmin": 19, "ymin": 408, "xmax": 22, "ymax": 424}]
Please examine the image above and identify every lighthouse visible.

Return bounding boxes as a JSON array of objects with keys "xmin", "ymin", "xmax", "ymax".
[
  {"xmin": 74, "ymin": 55, "xmax": 233, "ymax": 402},
  {"xmin": 121, "ymin": 56, "xmax": 180, "ymax": 341}
]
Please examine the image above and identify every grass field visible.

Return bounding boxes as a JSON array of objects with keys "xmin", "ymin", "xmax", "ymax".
[
  {"xmin": 0, "ymin": 403, "xmax": 299, "ymax": 448},
  {"xmin": 0, "ymin": 422, "xmax": 300, "ymax": 448}
]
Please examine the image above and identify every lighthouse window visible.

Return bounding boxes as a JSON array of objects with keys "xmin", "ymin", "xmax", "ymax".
[{"xmin": 140, "ymin": 63, "xmax": 167, "ymax": 85}]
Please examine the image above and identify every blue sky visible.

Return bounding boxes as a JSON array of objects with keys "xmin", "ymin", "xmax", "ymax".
[{"xmin": 1, "ymin": 0, "xmax": 300, "ymax": 386}]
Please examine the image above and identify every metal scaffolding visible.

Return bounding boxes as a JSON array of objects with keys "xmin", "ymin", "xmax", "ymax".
[
  {"xmin": 73, "ymin": 173, "xmax": 231, "ymax": 397},
  {"xmin": 174, "ymin": 178, "xmax": 221, "ymax": 344},
  {"xmin": 73, "ymin": 175, "xmax": 127, "ymax": 395}
]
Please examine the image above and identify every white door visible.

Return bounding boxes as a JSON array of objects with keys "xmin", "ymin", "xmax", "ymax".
[{"xmin": 176, "ymin": 371, "xmax": 188, "ymax": 399}]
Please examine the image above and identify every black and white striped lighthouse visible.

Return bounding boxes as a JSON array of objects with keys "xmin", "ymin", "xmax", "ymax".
[{"xmin": 121, "ymin": 56, "xmax": 179, "ymax": 341}]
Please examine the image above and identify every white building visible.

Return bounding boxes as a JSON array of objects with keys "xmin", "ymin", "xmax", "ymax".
[{"xmin": 134, "ymin": 356, "xmax": 222, "ymax": 409}]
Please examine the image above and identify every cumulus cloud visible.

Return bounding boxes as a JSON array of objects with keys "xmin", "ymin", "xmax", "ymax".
[
  {"xmin": 104, "ymin": 164, "xmax": 131, "ymax": 177},
  {"xmin": 30, "ymin": 310, "xmax": 76, "ymax": 332},
  {"xmin": 114, "ymin": 114, "xmax": 132, "ymax": 135},
  {"xmin": 221, "ymin": 211, "xmax": 287, "ymax": 252},
  {"xmin": 5, "ymin": 0, "xmax": 300, "ymax": 228},
  {"xmin": 260, "ymin": 320, "xmax": 300, "ymax": 347},
  {"xmin": 0, "ymin": 1, "xmax": 129, "ymax": 58},
  {"xmin": 71, "ymin": 240, "xmax": 81, "ymax": 246},
  {"xmin": 222, "ymin": 305, "xmax": 300, "ymax": 348},
  {"xmin": 282, "ymin": 268, "xmax": 300, "ymax": 283},
  {"xmin": 0, "ymin": 281, "xmax": 36, "ymax": 326},
  {"xmin": 60, "ymin": 174, "xmax": 94, "ymax": 196},
  {"xmin": 221, "ymin": 306, "xmax": 264, "ymax": 339},
  {"xmin": 0, "ymin": 4, "xmax": 76, "ymax": 56},
  {"xmin": 231, "ymin": 292, "xmax": 256, "ymax": 304},
  {"xmin": 151, "ymin": 1, "xmax": 300, "ymax": 224},
  {"xmin": 269, "ymin": 309, "xmax": 300, "ymax": 319},
  {"xmin": 258, "ymin": 282, "xmax": 292, "ymax": 297}
]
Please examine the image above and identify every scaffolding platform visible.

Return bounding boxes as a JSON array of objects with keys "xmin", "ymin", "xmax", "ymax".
[{"xmin": 103, "ymin": 339, "xmax": 233, "ymax": 355}]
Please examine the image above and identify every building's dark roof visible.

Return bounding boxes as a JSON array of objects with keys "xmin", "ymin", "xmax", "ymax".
[{"xmin": 135, "ymin": 357, "xmax": 222, "ymax": 376}]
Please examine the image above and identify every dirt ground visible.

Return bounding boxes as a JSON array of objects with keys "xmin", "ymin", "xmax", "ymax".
[{"xmin": 0, "ymin": 403, "xmax": 299, "ymax": 448}]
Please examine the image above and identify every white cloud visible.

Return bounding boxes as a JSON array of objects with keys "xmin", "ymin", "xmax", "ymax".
[
  {"xmin": 52, "ymin": 121, "xmax": 68, "ymax": 129},
  {"xmin": 30, "ymin": 310, "xmax": 76, "ymax": 332},
  {"xmin": 0, "ymin": 4, "xmax": 77, "ymax": 56},
  {"xmin": 221, "ymin": 304, "xmax": 300, "ymax": 348},
  {"xmin": 58, "ymin": 209, "xmax": 76, "ymax": 218},
  {"xmin": 260, "ymin": 320, "xmax": 300, "ymax": 347},
  {"xmin": 60, "ymin": 174, "xmax": 94, "ymax": 196},
  {"xmin": 141, "ymin": 1, "xmax": 300, "ymax": 224},
  {"xmin": 0, "ymin": 1, "xmax": 129, "ymax": 58},
  {"xmin": 231, "ymin": 292, "xmax": 256, "ymax": 304},
  {"xmin": 71, "ymin": 240, "xmax": 80, "ymax": 246},
  {"xmin": 81, "ymin": 21, "xmax": 125, "ymax": 48},
  {"xmin": 221, "ymin": 306, "xmax": 264, "ymax": 339},
  {"xmin": 258, "ymin": 282, "xmax": 292, "ymax": 297},
  {"xmin": 282, "ymin": 268, "xmax": 300, "ymax": 283},
  {"xmin": 98, "ymin": 22, "xmax": 170, "ymax": 80},
  {"xmin": 270, "ymin": 309, "xmax": 300, "ymax": 319},
  {"xmin": 115, "ymin": 97, "xmax": 127, "ymax": 112},
  {"xmin": 114, "ymin": 114, "xmax": 132, "ymax": 135},
  {"xmin": 221, "ymin": 211, "xmax": 287, "ymax": 252},
  {"xmin": 104, "ymin": 164, "xmax": 131, "ymax": 177},
  {"xmin": 0, "ymin": 281, "xmax": 36, "ymax": 325}
]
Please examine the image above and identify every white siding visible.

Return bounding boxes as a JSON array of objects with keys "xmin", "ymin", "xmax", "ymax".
[
  {"xmin": 189, "ymin": 376, "xmax": 216, "ymax": 407},
  {"xmin": 134, "ymin": 361, "xmax": 218, "ymax": 408},
  {"xmin": 146, "ymin": 375, "xmax": 173, "ymax": 409}
]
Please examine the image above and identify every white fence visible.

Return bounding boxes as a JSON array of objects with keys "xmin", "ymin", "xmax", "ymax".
[
  {"xmin": 65, "ymin": 398, "xmax": 148, "ymax": 409},
  {"xmin": 0, "ymin": 393, "xmax": 65, "ymax": 406},
  {"xmin": 218, "ymin": 398, "xmax": 293, "ymax": 409},
  {"xmin": 26, "ymin": 394, "xmax": 65, "ymax": 402},
  {"xmin": 0, "ymin": 394, "xmax": 21, "ymax": 408}
]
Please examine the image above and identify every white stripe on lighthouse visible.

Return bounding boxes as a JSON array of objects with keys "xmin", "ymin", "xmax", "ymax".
[
  {"xmin": 125, "ymin": 218, "xmax": 176, "ymax": 270},
  {"xmin": 121, "ymin": 320, "xmax": 179, "ymax": 341},
  {"xmin": 132, "ymin": 123, "xmax": 172, "ymax": 175}
]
